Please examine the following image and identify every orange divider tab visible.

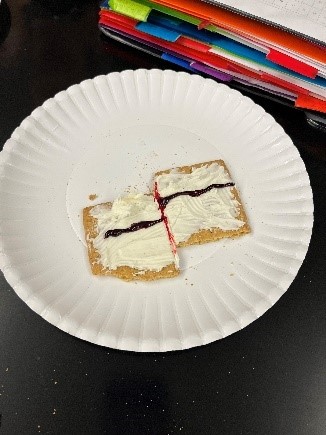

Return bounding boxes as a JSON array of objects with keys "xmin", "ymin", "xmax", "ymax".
[
  {"xmin": 295, "ymin": 94, "xmax": 326, "ymax": 113},
  {"xmin": 198, "ymin": 19, "xmax": 212, "ymax": 30}
]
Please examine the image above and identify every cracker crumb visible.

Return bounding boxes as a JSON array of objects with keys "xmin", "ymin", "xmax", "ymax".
[{"xmin": 89, "ymin": 194, "xmax": 98, "ymax": 201}]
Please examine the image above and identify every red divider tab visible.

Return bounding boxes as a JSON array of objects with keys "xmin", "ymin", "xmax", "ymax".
[
  {"xmin": 262, "ymin": 72, "xmax": 310, "ymax": 95},
  {"xmin": 100, "ymin": 10, "xmax": 139, "ymax": 27},
  {"xmin": 178, "ymin": 36, "xmax": 210, "ymax": 53},
  {"xmin": 267, "ymin": 49, "xmax": 318, "ymax": 79}
]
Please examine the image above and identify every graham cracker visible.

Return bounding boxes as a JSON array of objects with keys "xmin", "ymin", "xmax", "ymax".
[
  {"xmin": 83, "ymin": 202, "xmax": 179, "ymax": 281},
  {"xmin": 155, "ymin": 160, "xmax": 251, "ymax": 248}
]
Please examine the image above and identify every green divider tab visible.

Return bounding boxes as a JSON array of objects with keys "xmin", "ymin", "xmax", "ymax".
[{"xmin": 110, "ymin": 0, "xmax": 151, "ymax": 21}]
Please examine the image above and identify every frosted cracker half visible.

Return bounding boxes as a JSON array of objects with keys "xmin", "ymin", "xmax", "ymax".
[
  {"xmin": 154, "ymin": 160, "xmax": 250, "ymax": 247},
  {"xmin": 83, "ymin": 193, "xmax": 179, "ymax": 281}
]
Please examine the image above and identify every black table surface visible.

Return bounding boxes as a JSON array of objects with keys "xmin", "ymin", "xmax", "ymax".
[{"xmin": 1, "ymin": 1, "xmax": 326, "ymax": 434}]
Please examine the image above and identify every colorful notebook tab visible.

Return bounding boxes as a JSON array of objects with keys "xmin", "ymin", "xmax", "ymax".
[
  {"xmin": 161, "ymin": 53, "xmax": 195, "ymax": 70},
  {"xmin": 110, "ymin": 0, "xmax": 151, "ymax": 22},
  {"xmin": 152, "ymin": 0, "xmax": 326, "ymax": 64},
  {"xmin": 136, "ymin": 21, "xmax": 180, "ymax": 41},
  {"xmin": 190, "ymin": 62, "xmax": 232, "ymax": 81},
  {"xmin": 295, "ymin": 95, "xmax": 326, "ymax": 113},
  {"xmin": 266, "ymin": 49, "xmax": 318, "ymax": 79},
  {"xmin": 178, "ymin": 36, "xmax": 210, "ymax": 53},
  {"xmin": 146, "ymin": 10, "xmax": 326, "ymax": 88}
]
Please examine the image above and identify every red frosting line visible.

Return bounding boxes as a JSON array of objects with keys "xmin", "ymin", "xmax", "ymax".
[{"xmin": 154, "ymin": 182, "xmax": 177, "ymax": 255}]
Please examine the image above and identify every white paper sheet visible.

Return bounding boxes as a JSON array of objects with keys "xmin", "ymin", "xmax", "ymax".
[{"xmin": 209, "ymin": 0, "xmax": 326, "ymax": 44}]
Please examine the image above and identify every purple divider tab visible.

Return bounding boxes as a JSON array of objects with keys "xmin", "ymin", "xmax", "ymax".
[{"xmin": 191, "ymin": 62, "xmax": 233, "ymax": 82}]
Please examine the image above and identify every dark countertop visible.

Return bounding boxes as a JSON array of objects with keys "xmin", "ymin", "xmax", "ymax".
[{"xmin": 0, "ymin": 1, "xmax": 325, "ymax": 434}]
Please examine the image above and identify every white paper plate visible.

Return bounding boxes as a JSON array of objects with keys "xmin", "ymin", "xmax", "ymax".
[{"xmin": 0, "ymin": 70, "xmax": 313, "ymax": 352}]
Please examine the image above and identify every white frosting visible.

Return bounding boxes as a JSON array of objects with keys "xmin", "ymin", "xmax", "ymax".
[
  {"xmin": 90, "ymin": 194, "xmax": 177, "ymax": 271},
  {"xmin": 155, "ymin": 163, "xmax": 245, "ymax": 245}
]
